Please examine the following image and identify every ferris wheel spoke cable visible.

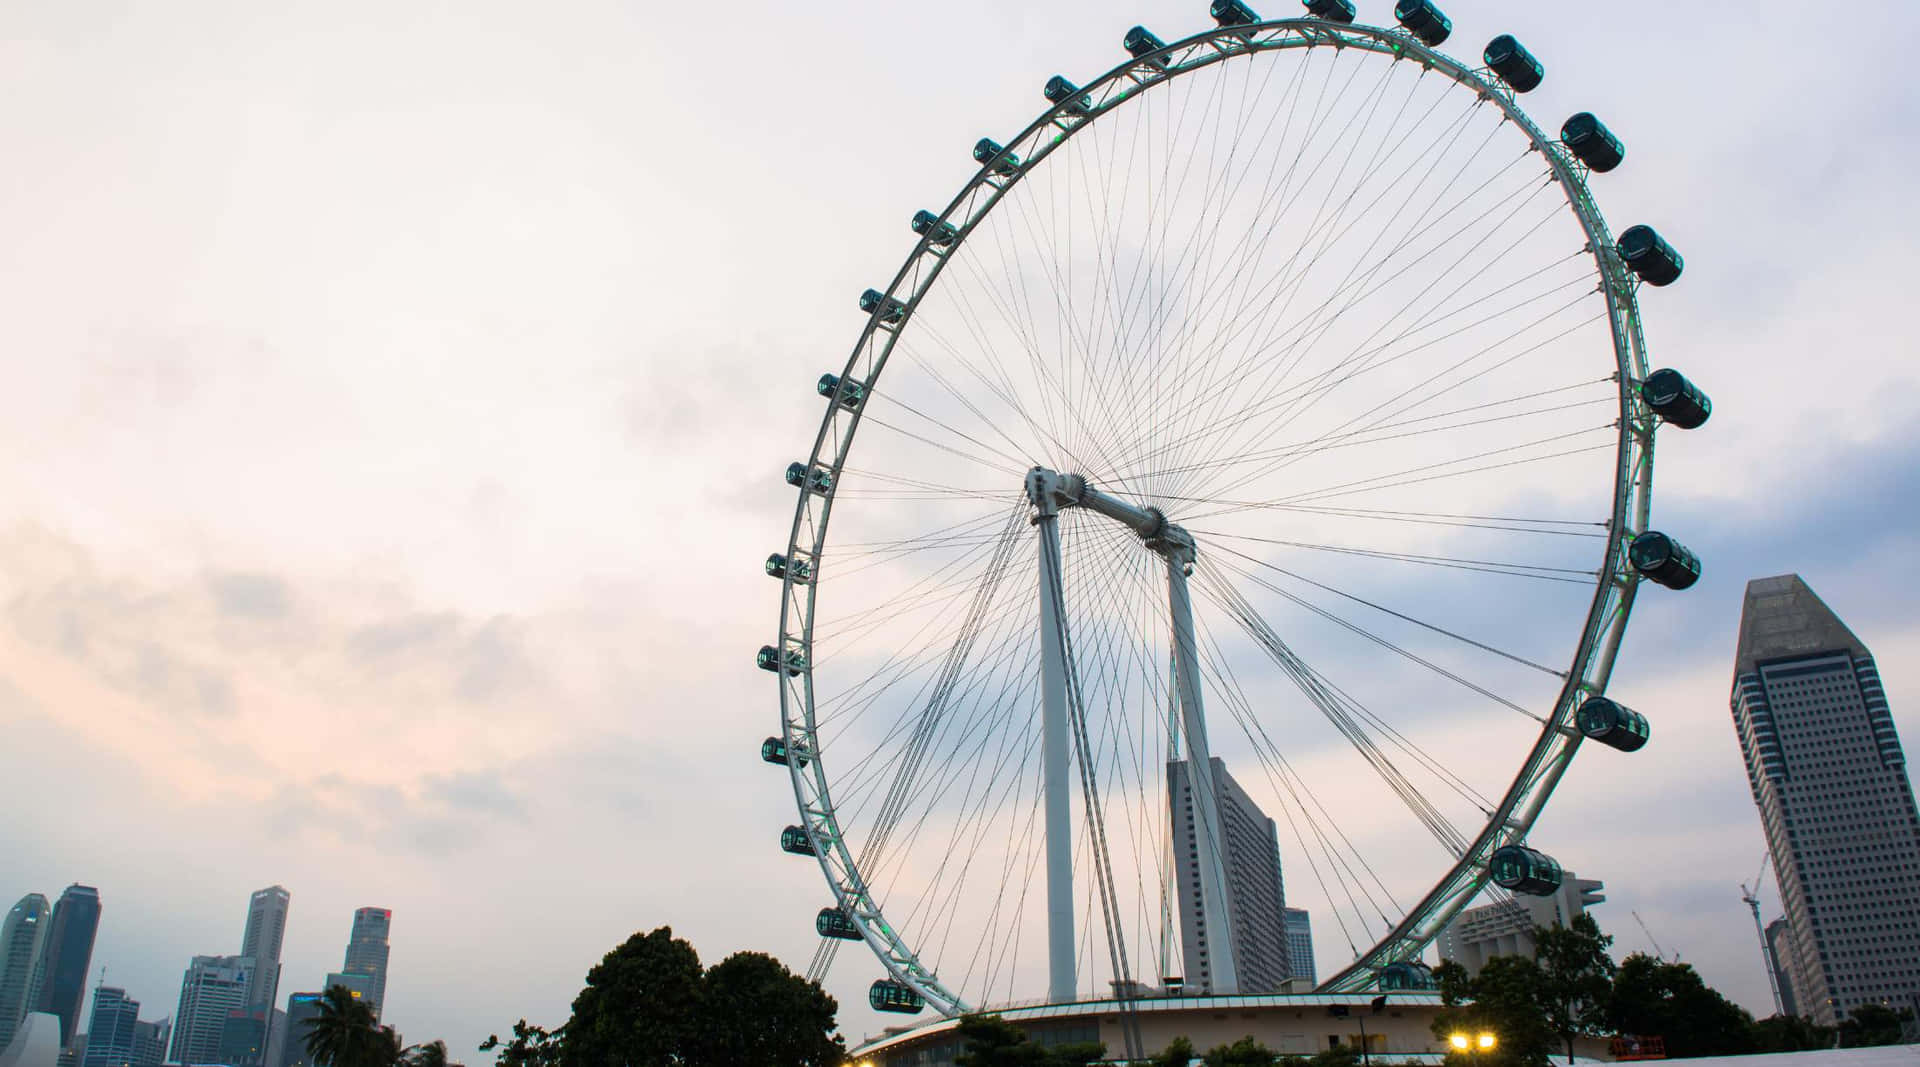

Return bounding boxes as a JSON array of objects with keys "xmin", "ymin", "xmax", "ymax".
[{"xmin": 1192, "ymin": 530, "xmax": 1598, "ymax": 583}]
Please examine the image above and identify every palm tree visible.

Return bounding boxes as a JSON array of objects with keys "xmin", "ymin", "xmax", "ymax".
[
  {"xmin": 403, "ymin": 1039, "xmax": 450, "ymax": 1067},
  {"xmin": 302, "ymin": 984, "xmax": 384, "ymax": 1067}
]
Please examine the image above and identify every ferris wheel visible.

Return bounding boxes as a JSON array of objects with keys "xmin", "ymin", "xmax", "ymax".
[{"xmin": 759, "ymin": 0, "xmax": 1711, "ymax": 1026}]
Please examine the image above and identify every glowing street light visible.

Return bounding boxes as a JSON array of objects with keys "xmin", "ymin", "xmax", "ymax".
[{"xmin": 1478, "ymin": 1033, "xmax": 1497, "ymax": 1051}]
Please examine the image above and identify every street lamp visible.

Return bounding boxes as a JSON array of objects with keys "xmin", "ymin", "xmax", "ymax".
[{"xmin": 1449, "ymin": 1032, "xmax": 1496, "ymax": 1061}]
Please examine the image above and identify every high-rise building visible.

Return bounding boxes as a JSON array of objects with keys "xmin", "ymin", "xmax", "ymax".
[
  {"xmin": 80, "ymin": 988, "xmax": 138, "ymax": 1067},
  {"xmin": 1283, "ymin": 908, "xmax": 1316, "ymax": 985},
  {"xmin": 170, "ymin": 956, "xmax": 251, "ymax": 1066},
  {"xmin": 129, "ymin": 1018, "xmax": 168, "ymax": 1067},
  {"xmin": 340, "ymin": 909, "xmax": 391, "ymax": 1017},
  {"xmin": 31, "ymin": 886, "xmax": 100, "ymax": 1052},
  {"xmin": 280, "ymin": 993, "xmax": 323, "ymax": 1067},
  {"xmin": 240, "ymin": 887, "xmax": 289, "ymax": 1014},
  {"xmin": 1169, "ymin": 757, "xmax": 1292, "ymax": 993},
  {"xmin": 1765, "ymin": 918, "xmax": 1799, "ymax": 1018},
  {"xmin": 1731, "ymin": 575, "xmax": 1920, "ymax": 1025},
  {"xmin": 0, "ymin": 894, "xmax": 53, "ymax": 1055},
  {"xmin": 1435, "ymin": 873, "xmax": 1605, "ymax": 975}
]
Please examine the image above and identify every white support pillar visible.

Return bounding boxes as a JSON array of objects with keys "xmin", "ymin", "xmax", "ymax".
[
  {"xmin": 1166, "ymin": 552, "xmax": 1240, "ymax": 994},
  {"xmin": 1031, "ymin": 474, "xmax": 1077, "ymax": 1005}
]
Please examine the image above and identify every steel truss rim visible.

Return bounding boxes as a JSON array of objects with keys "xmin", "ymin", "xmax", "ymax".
[{"xmin": 773, "ymin": 15, "xmax": 1659, "ymax": 1015}]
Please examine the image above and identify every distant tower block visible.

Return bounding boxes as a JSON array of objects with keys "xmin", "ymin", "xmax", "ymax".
[{"xmin": 1169, "ymin": 757, "xmax": 1294, "ymax": 993}]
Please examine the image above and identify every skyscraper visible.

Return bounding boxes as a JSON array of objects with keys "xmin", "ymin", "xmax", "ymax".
[
  {"xmin": 1765, "ymin": 918, "xmax": 1799, "ymax": 1018},
  {"xmin": 170, "ymin": 956, "xmax": 251, "ymax": 1066},
  {"xmin": 1169, "ymin": 757, "xmax": 1292, "ymax": 993},
  {"xmin": 129, "ymin": 1019, "xmax": 168, "ymax": 1067},
  {"xmin": 33, "ymin": 886, "xmax": 100, "ymax": 1051},
  {"xmin": 1731, "ymin": 574, "xmax": 1920, "ymax": 1025},
  {"xmin": 340, "ymin": 909, "xmax": 391, "ymax": 1018},
  {"xmin": 0, "ymin": 894, "xmax": 52, "ymax": 1055},
  {"xmin": 280, "ymin": 993, "xmax": 324, "ymax": 1067},
  {"xmin": 240, "ymin": 887, "xmax": 289, "ymax": 1014},
  {"xmin": 1283, "ymin": 907, "xmax": 1316, "ymax": 985},
  {"xmin": 79, "ymin": 988, "xmax": 138, "ymax": 1067}
]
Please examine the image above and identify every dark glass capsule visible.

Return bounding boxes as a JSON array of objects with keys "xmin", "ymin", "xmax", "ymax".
[
  {"xmin": 761, "ymin": 736, "xmax": 790, "ymax": 765},
  {"xmin": 1640, "ymin": 368, "xmax": 1710, "ymax": 429},
  {"xmin": 1043, "ymin": 75, "xmax": 1092, "ymax": 115},
  {"xmin": 785, "ymin": 461, "xmax": 833, "ymax": 496},
  {"xmin": 1617, "ymin": 225, "xmax": 1685, "ymax": 287},
  {"xmin": 1629, "ymin": 531, "xmax": 1701, "ymax": 590},
  {"xmin": 911, "ymin": 209, "xmax": 958, "ymax": 247},
  {"xmin": 766, "ymin": 553, "xmax": 813, "ymax": 583},
  {"xmin": 1210, "ymin": 0, "xmax": 1261, "ymax": 28},
  {"xmin": 1380, "ymin": 961, "xmax": 1438, "ymax": 991},
  {"xmin": 859, "ymin": 288, "xmax": 907, "ymax": 323},
  {"xmin": 1562, "ymin": 112, "xmax": 1625, "ymax": 173},
  {"xmin": 973, "ymin": 138, "xmax": 1021, "ymax": 177},
  {"xmin": 757, "ymin": 644, "xmax": 808, "ymax": 676},
  {"xmin": 816, "ymin": 907, "xmax": 863, "ymax": 941},
  {"xmin": 869, "ymin": 980, "xmax": 925, "ymax": 1014},
  {"xmin": 1575, "ymin": 697, "xmax": 1651, "ymax": 753},
  {"xmin": 1394, "ymin": 0, "xmax": 1452, "ymax": 46},
  {"xmin": 1125, "ymin": 26, "xmax": 1170, "ymax": 66},
  {"xmin": 780, "ymin": 825, "xmax": 816, "ymax": 856},
  {"xmin": 817, "ymin": 372, "xmax": 866, "ymax": 411},
  {"xmin": 1485, "ymin": 34, "xmax": 1545, "ymax": 93},
  {"xmin": 1488, "ymin": 844, "xmax": 1563, "ymax": 896},
  {"xmin": 1303, "ymin": 0, "xmax": 1356, "ymax": 24}
]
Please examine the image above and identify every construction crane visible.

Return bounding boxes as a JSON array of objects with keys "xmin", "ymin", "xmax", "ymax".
[
  {"xmin": 1632, "ymin": 910, "xmax": 1675, "ymax": 962},
  {"xmin": 1741, "ymin": 852, "xmax": 1786, "ymax": 1017}
]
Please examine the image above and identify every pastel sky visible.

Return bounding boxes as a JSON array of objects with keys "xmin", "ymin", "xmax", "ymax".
[{"xmin": 1, "ymin": 0, "xmax": 1916, "ymax": 1058}]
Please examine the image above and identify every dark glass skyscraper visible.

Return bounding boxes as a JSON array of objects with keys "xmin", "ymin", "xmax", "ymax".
[
  {"xmin": 1732, "ymin": 575, "xmax": 1920, "ymax": 1024},
  {"xmin": 33, "ymin": 885, "xmax": 100, "ymax": 1050},
  {"xmin": 341, "ymin": 908, "xmax": 391, "ymax": 1017},
  {"xmin": 0, "ymin": 894, "xmax": 52, "ymax": 1055},
  {"xmin": 79, "ymin": 987, "xmax": 138, "ymax": 1067}
]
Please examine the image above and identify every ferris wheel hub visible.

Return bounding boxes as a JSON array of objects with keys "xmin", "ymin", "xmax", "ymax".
[{"xmin": 1025, "ymin": 466, "xmax": 1196, "ymax": 565}]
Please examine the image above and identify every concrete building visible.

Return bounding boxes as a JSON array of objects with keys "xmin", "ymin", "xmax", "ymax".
[
  {"xmin": 33, "ymin": 887, "xmax": 100, "ymax": 1053},
  {"xmin": 1169, "ymin": 758, "xmax": 1292, "ymax": 993},
  {"xmin": 340, "ymin": 909, "xmax": 391, "ymax": 1018},
  {"xmin": 1434, "ymin": 873, "xmax": 1605, "ymax": 975},
  {"xmin": 169, "ymin": 956, "xmax": 251, "ymax": 1066},
  {"xmin": 78, "ymin": 988, "xmax": 137, "ymax": 1067},
  {"xmin": 128, "ymin": 1019, "xmax": 167, "ymax": 1067},
  {"xmin": 0, "ymin": 895, "xmax": 53, "ymax": 1056},
  {"xmin": 240, "ymin": 887, "xmax": 289, "ymax": 1015},
  {"xmin": 1766, "ymin": 918, "xmax": 1800, "ymax": 1018},
  {"xmin": 1731, "ymin": 575, "xmax": 1920, "ymax": 1025},
  {"xmin": 1283, "ymin": 908, "xmax": 1316, "ymax": 986}
]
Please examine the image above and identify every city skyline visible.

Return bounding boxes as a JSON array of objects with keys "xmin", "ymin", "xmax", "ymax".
[{"xmin": 1, "ymin": 0, "xmax": 1918, "ymax": 1056}]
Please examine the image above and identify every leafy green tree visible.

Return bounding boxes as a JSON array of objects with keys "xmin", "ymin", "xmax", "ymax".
[
  {"xmin": 695, "ymin": 950, "xmax": 844, "ymax": 1066},
  {"xmin": 561, "ymin": 926, "xmax": 706, "ymax": 1067},
  {"xmin": 1751, "ymin": 1013, "xmax": 1834, "ymax": 1052},
  {"xmin": 1201, "ymin": 1035, "xmax": 1279, "ymax": 1065},
  {"xmin": 953, "ymin": 1014, "xmax": 1105, "ymax": 1066},
  {"xmin": 402, "ymin": 1039, "xmax": 450, "ymax": 1067},
  {"xmin": 1151, "ymin": 1036, "xmax": 1197, "ymax": 1067},
  {"xmin": 476, "ymin": 1020, "xmax": 561, "ymax": 1067},
  {"xmin": 1533, "ymin": 914, "xmax": 1616, "ymax": 1064},
  {"xmin": 302, "ymin": 985, "xmax": 385, "ymax": 1067},
  {"xmin": 1430, "ymin": 955, "xmax": 1554, "ymax": 1067},
  {"xmin": 1607, "ymin": 954, "xmax": 1755, "ymax": 1058},
  {"xmin": 1837, "ymin": 1004, "xmax": 1908, "ymax": 1048},
  {"xmin": 1304, "ymin": 1043, "xmax": 1358, "ymax": 1067}
]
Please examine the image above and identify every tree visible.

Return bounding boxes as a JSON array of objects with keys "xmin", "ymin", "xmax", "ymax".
[
  {"xmin": 476, "ymin": 1020, "xmax": 562, "ymax": 1067},
  {"xmin": 695, "ymin": 950, "xmax": 843, "ymax": 1066},
  {"xmin": 1200, "ymin": 1036, "xmax": 1280, "ymax": 1065},
  {"xmin": 1151, "ymin": 1036, "xmax": 1196, "ymax": 1067},
  {"xmin": 953, "ymin": 1014, "xmax": 1105, "ymax": 1067},
  {"xmin": 561, "ymin": 926, "xmax": 706, "ymax": 1067},
  {"xmin": 302, "ymin": 984, "xmax": 383, "ymax": 1067},
  {"xmin": 1607, "ymin": 954, "xmax": 1755, "ymax": 1058},
  {"xmin": 1751, "ymin": 1013, "xmax": 1834, "ymax": 1052},
  {"xmin": 402, "ymin": 1038, "xmax": 450, "ymax": 1067},
  {"xmin": 1837, "ymin": 1004, "xmax": 1908, "ymax": 1048},
  {"xmin": 1533, "ymin": 914, "xmax": 1616, "ymax": 1064},
  {"xmin": 1430, "ymin": 955, "xmax": 1555, "ymax": 1067}
]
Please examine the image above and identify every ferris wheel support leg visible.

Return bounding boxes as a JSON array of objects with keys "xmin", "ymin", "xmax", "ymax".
[
  {"xmin": 1166, "ymin": 555, "xmax": 1241, "ymax": 995},
  {"xmin": 1035, "ymin": 507, "xmax": 1077, "ymax": 1005}
]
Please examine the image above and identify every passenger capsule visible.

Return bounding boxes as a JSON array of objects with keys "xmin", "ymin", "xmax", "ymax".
[
  {"xmin": 785, "ymin": 461, "xmax": 833, "ymax": 496},
  {"xmin": 761, "ymin": 736, "xmax": 802, "ymax": 766},
  {"xmin": 1125, "ymin": 26, "xmax": 1170, "ymax": 66},
  {"xmin": 1617, "ymin": 225, "xmax": 1685, "ymax": 287},
  {"xmin": 1629, "ymin": 531, "xmax": 1701, "ymax": 591},
  {"xmin": 973, "ymin": 138, "xmax": 1021, "ymax": 177},
  {"xmin": 869, "ymin": 980, "xmax": 925, "ymax": 1014},
  {"xmin": 1381, "ymin": 961, "xmax": 1438, "ymax": 991},
  {"xmin": 765, "ymin": 553, "xmax": 813, "ymax": 583},
  {"xmin": 1210, "ymin": 0, "xmax": 1260, "ymax": 28},
  {"xmin": 1484, "ymin": 35, "xmax": 1544, "ymax": 93},
  {"xmin": 911, "ymin": 209, "xmax": 958, "ymax": 247},
  {"xmin": 816, "ymin": 907, "xmax": 863, "ymax": 941},
  {"xmin": 1488, "ymin": 844, "xmax": 1563, "ymax": 896},
  {"xmin": 780, "ymin": 825, "xmax": 817, "ymax": 856},
  {"xmin": 1575, "ymin": 697, "xmax": 1651, "ymax": 753},
  {"xmin": 1561, "ymin": 112, "xmax": 1625, "ymax": 173},
  {"xmin": 1044, "ymin": 75, "xmax": 1092, "ymax": 115},
  {"xmin": 1639, "ymin": 369, "xmax": 1711, "ymax": 429},
  {"xmin": 817, "ymin": 372, "xmax": 867, "ymax": 411},
  {"xmin": 1394, "ymin": 0, "xmax": 1452, "ymax": 46},
  {"xmin": 1303, "ymin": 0, "xmax": 1356, "ymax": 24},
  {"xmin": 757, "ymin": 644, "xmax": 808, "ymax": 676},
  {"xmin": 859, "ymin": 288, "xmax": 908, "ymax": 323}
]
